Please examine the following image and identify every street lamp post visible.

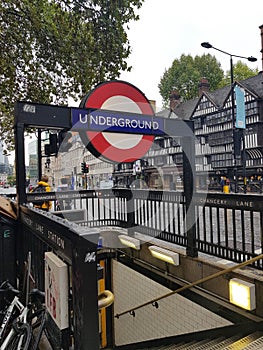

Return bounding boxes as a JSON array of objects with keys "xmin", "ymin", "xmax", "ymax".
[{"xmin": 201, "ymin": 42, "xmax": 257, "ymax": 193}]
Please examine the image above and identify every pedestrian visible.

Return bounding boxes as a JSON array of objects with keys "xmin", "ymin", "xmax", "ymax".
[
  {"xmin": 170, "ymin": 182, "xmax": 176, "ymax": 190},
  {"xmin": 225, "ymin": 178, "xmax": 230, "ymax": 193},
  {"xmin": 31, "ymin": 175, "xmax": 52, "ymax": 211},
  {"xmin": 220, "ymin": 176, "xmax": 225, "ymax": 192}
]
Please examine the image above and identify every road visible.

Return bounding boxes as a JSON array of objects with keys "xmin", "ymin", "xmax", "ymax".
[{"xmin": 0, "ymin": 186, "xmax": 16, "ymax": 195}]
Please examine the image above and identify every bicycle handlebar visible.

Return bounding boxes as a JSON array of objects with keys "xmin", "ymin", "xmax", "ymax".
[
  {"xmin": 0, "ymin": 281, "xmax": 20, "ymax": 295},
  {"xmin": 29, "ymin": 289, "xmax": 45, "ymax": 303}
]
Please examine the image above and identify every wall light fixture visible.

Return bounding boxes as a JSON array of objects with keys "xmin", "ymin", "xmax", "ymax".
[
  {"xmin": 118, "ymin": 235, "xmax": 140, "ymax": 250},
  {"xmin": 148, "ymin": 246, "xmax": 179, "ymax": 265},
  {"xmin": 229, "ymin": 278, "xmax": 256, "ymax": 311}
]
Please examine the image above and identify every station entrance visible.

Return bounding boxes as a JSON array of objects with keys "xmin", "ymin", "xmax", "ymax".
[{"xmin": 3, "ymin": 81, "xmax": 263, "ymax": 349}]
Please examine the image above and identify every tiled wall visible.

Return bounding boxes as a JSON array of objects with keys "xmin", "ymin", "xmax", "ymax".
[{"xmin": 113, "ymin": 260, "xmax": 232, "ymax": 346}]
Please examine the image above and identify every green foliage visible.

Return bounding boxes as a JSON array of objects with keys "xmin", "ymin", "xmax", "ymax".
[
  {"xmin": 218, "ymin": 60, "xmax": 259, "ymax": 87},
  {"xmin": 0, "ymin": 0, "xmax": 144, "ymax": 151},
  {"xmin": 7, "ymin": 175, "xmax": 16, "ymax": 186},
  {"xmin": 159, "ymin": 54, "xmax": 259, "ymax": 108},
  {"xmin": 158, "ymin": 54, "xmax": 224, "ymax": 107}
]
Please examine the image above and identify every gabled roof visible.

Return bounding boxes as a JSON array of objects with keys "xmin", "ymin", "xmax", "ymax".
[
  {"xmin": 157, "ymin": 72, "xmax": 263, "ymax": 121},
  {"xmin": 206, "ymin": 85, "xmax": 231, "ymax": 108},
  {"xmin": 157, "ymin": 97, "xmax": 199, "ymax": 120},
  {"xmin": 238, "ymin": 73, "xmax": 263, "ymax": 98}
]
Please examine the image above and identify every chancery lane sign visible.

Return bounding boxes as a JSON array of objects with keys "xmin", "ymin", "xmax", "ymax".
[{"xmin": 77, "ymin": 80, "xmax": 157, "ymax": 163}]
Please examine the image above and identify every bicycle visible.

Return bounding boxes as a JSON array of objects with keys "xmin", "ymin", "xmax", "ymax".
[
  {"xmin": 0, "ymin": 280, "xmax": 46, "ymax": 350},
  {"xmin": 0, "ymin": 280, "xmax": 21, "ymax": 345}
]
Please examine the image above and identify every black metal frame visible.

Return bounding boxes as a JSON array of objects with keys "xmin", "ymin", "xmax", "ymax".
[
  {"xmin": 13, "ymin": 100, "xmax": 197, "ymax": 348},
  {"xmin": 14, "ymin": 101, "xmax": 197, "ymax": 255}
]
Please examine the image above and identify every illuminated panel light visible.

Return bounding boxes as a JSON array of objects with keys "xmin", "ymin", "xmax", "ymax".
[
  {"xmin": 148, "ymin": 246, "xmax": 179, "ymax": 265},
  {"xmin": 118, "ymin": 235, "xmax": 140, "ymax": 250},
  {"xmin": 229, "ymin": 278, "xmax": 256, "ymax": 311}
]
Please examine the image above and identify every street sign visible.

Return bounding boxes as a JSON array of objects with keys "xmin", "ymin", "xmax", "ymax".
[
  {"xmin": 78, "ymin": 80, "xmax": 156, "ymax": 163},
  {"xmin": 71, "ymin": 108, "xmax": 164, "ymax": 135},
  {"xmin": 234, "ymin": 86, "xmax": 246, "ymax": 129}
]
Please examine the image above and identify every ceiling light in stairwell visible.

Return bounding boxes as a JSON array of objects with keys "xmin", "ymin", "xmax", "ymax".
[
  {"xmin": 148, "ymin": 246, "xmax": 179, "ymax": 265},
  {"xmin": 118, "ymin": 235, "xmax": 141, "ymax": 250},
  {"xmin": 229, "ymin": 278, "xmax": 256, "ymax": 311}
]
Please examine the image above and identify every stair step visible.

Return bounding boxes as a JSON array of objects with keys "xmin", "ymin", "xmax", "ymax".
[
  {"xmin": 112, "ymin": 331, "xmax": 263, "ymax": 350},
  {"xmin": 241, "ymin": 334, "xmax": 263, "ymax": 349},
  {"xmin": 181, "ymin": 337, "xmax": 225, "ymax": 349},
  {"xmin": 223, "ymin": 331, "xmax": 263, "ymax": 350},
  {"xmin": 208, "ymin": 335, "xmax": 242, "ymax": 349},
  {"xmin": 165, "ymin": 341, "xmax": 197, "ymax": 349}
]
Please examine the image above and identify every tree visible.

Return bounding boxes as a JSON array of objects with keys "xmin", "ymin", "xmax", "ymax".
[
  {"xmin": 159, "ymin": 54, "xmax": 259, "ymax": 108},
  {"xmin": 158, "ymin": 54, "xmax": 224, "ymax": 107},
  {"xmin": 218, "ymin": 60, "xmax": 259, "ymax": 87},
  {"xmin": 7, "ymin": 175, "xmax": 16, "ymax": 187},
  {"xmin": 0, "ymin": 0, "xmax": 144, "ymax": 152}
]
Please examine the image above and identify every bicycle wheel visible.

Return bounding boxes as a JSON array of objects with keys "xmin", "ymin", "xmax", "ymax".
[
  {"xmin": 29, "ymin": 308, "xmax": 46, "ymax": 350},
  {"xmin": 5, "ymin": 322, "xmax": 32, "ymax": 350}
]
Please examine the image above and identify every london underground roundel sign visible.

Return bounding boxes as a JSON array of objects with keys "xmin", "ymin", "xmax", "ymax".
[{"xmin": 79, "ymin": 80, "xmax": 155, "ymax": 163}]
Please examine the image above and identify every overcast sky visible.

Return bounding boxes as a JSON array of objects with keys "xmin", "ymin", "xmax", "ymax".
[{"xmin": 120, "ymin": 0, "xmax": 263, "ymax": 109}]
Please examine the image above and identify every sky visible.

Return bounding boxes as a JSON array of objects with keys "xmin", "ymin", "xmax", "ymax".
[{"xmin": 120, "ymin": 0, "xmax": 263, "ymax": 110}]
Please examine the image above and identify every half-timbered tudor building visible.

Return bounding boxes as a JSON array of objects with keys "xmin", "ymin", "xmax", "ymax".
[
  {"xmin": 113, "ymin": 73, "xmax": 263, "ymax": 192},
  {"xmin": 157, "ymin": 73, "xmax": 263, "ymax": 190}
]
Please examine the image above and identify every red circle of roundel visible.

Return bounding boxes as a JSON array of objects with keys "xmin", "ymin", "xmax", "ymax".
[{"xmin": 79, "ymin": 81, "xmax": 155, "ymax": 163}]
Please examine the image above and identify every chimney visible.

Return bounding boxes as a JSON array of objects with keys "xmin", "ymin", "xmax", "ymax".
[
  {"xmin": 169, "ymin": 90, "xmax": 180, "ymax": 111},
  {"xmin": 260, "ymin": 24, "xmax": 263, "ymax": 72},
  {"xmin": 149, "ymin": 100, "xmax": 156, "ymax": 113},
  {"xmin": 198, "ymin": 78, "xmax": 210, "ymax": 96}
]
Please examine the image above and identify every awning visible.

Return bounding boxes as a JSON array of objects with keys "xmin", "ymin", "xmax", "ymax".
[{"xmin": 246, "ymin": 148, "xmax": 263, "ymax": 159}]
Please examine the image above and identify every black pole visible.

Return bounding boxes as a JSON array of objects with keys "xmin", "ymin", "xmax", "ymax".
[
  {"xmin": 242, "ymin": 132, "xmax": 247, "ymax": 193},
  {"xmin": 37, "ymin": 129, "xmax": 42, "ymax": 181},
  {"xmin": 15, "ymin": 123, "xmax": 27, "ymax": 205},
  {"xmin": 230, "ymin": 56, "xmax": 238, "ymax": 193},
  {"xmin": 127, "ymin": 189, "xmax": 136, "ymax": 230},
  {"xmin": 182, "ymin": 134, "xmax": 198, "ymax": 258}
]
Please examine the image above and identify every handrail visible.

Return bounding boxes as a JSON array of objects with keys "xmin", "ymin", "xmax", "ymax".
[{"xmin": 115, "ymin": 253, "xmax": 263, "ymax": 318}]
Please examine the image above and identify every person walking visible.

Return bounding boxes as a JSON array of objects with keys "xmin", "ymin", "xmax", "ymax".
[
  {"xmin": 220, "ymin": 176, "xmax": 225, "ymax": 192},
  {"xmin": 31, "ymin": 175, "xmax": 52, "ymax": 211}
]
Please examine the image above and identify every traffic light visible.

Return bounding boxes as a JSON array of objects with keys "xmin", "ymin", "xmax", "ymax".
[
  {"xmin": 58, "ymin": 130, "xmax": 72, "ymax": 153},
  {"xmin": 49, "ymin": 133, "xmax": 58, "ymax": 154},
  {"xmin": 84, "ymin": 163, "xmax": 89, "ymax": 173},
  {"xmin": 44, "ymin": 133, "xmax": 58, "ymax": 156},
  {"xmin": 44, "ymin": 144, "xmax": 50, "ymax": 156},
  {"xmin": 81, "ymin": 162, "xmax": 86, "ymax": 174}
]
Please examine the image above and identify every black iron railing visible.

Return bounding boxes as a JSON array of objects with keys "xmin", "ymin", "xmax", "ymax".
[
  {"xmin": 195, "ymin": 192, "xmax": 263, "ymax": 268},
  {"xmin": 1, "ymin": 188, "xmax": 263, "ymax": 349},
  {"xmin": 25, "ymin": 188, "xmax": 263, "ymax": 269}
]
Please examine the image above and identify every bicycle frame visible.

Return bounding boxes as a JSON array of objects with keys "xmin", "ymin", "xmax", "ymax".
[
  {"xmin": 0, "ymin": 296, "xmax": 28, "ymax": 349},
  {"xmin": 0, "ymin": 252, "xmax": 37, "ymax": 349},
  {"xmin": 0, "ymin": 296, "xmax": 24, "ymax": 340}
]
